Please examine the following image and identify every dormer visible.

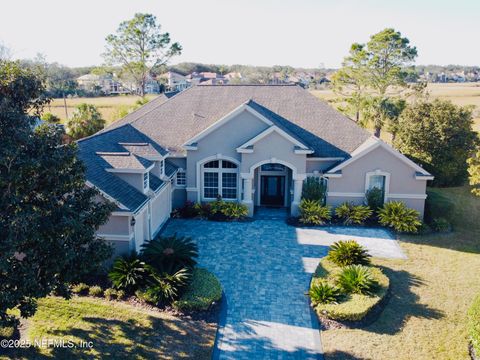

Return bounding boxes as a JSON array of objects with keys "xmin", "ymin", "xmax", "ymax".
[
  {"xmin": 119, "ymin": 142, "xmax": 168, "ymax": 180},
  {"xmin": 96, "ymin": 151, "xmax": 154, "ymax": 194}
]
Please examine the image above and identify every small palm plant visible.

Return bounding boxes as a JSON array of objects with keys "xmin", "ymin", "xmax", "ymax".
[
  {"xmin": 336, "ymin": 265, "xmax": 377, "ymax": 295},
  {"xmin": 309, "ymin": 281, "xmax": 341, "ymax": 305},
  {"xmin": 299, "ymin": 199, "xmax": 332, "ymax": 225},
  {"xmin": 141, "ymin": 234, "xmax": 198, "ymax": 274},
  {"xmin": 378, "ymin": 201, "xmax": 421, "ymax": 233},
  {"xmin": 335, "ymin": 202, "xmax": 373, "ymax": 225},
  {"xmin": 108, "ymin": 254, "xmax": 148, "ymax": 294},
  {"xmin": 327, "ymin": 240, "xmax": 371, "ymax": 266}
]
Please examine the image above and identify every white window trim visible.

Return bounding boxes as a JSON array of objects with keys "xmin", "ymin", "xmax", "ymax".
[
  {"xmin": 143, "ymin": 172, "xmax": 150, "ymax": 193},
  {"xmin": 365, "ymin": 170, "xmax": 390, "ymax": 203},
  {"xmin": 175, "ymin": 170, "xmax": 186, "ymax": 187},
  {"xmin": 202, "ymin": 161, "xmax": 239, "ymax": 201}
]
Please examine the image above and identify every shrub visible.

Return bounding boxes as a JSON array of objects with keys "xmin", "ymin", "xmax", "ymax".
[
  {"xmin": 335, "ymin": 203, "xmax": 373, "ymax": 225},
  {"xmin": 137, "ymin": 267, "xmax": 190, "ymax": 305},
  {"xmin": 365, "ymin": 187, "xmax": 384, "ymax": 212},
  {"xmin": 336, "ymin": 265, "xmax": 377, "ymax": 295},
  {"xmin": 141, "ymin": 234, "xmax": 198, "ymax": 274},
  {"xmin": 327, "ymin": 240, "xmax": 371, "ymax": 266},
  {"xmin": 0, "ymin": 326, "xmax": 15, "ymax": 339},
  {"xmin": 424, "ymin": 190, "xmax": 455, "ymax": 224},
  {"xmin": 108, "ymin": 255, "xmax": 149, "ymax": 294},
  {"xmin": 431, "ymin": 217, "xmax": 451, "ymax": 233},
  {"xmin": 116, "ymin": 290, "xmax": 126, "ymax": 300},
  {"xmin": 378, "ymin": 201, "xmax": 421, "ymax": 233},
  {"xmin": 468, "ymin": 294, "xmax": 480, "ymax": 358},
  {"xmin": 302, "ymin": 176, "xmax": 327, "ymax": 204},
  {"xmin": 104, "ymin": 288, "xmax": 118, "ymax": 300},
  {"xmin": 174, "ymin": 201, "xmax": 197, "ymax": 218},
  {"xmin": 219, "ymin": 202, "xmax": 249, "ymax": 219},
  {"xmin": 88, "ymin": 285, "xmax": 103, "ymax": 297},
  {"xmin": 309, "ymin": 281, "xmax": 341, "ymax": 305},
  {"xmin": 71, "ymin": 283, "xmax": 89, "ymax": 296},
  {"xmin": 41, "ymin": 112, "xmax": 61, "ymax": 124},
  {"xmin": 173, "ymin": 268, "xmax": 222, "ymax": 311},
  {"xmin": 299, "ymin": 199, "xmax": 331, "ymax": 225},
  {"xmin": 193, "ymin": 202, "xmax": 211, "ymax": 219}
]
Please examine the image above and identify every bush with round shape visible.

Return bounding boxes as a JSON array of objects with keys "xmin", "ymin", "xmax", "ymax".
[
  {"xmin": 378, "ymin": 201, "xmax": 421, "ymax": 233},
  {"xmin": 108, "ymin": 254, "xmax": 148, "ymax": 294},
  {"xmin": 337, "ymin": 265, "xmax": 377, "ymax": 295},
  {"xmin": 327, "ymin": 240, "xmax": 371, "ymax": 266},
  {"xmin": 173, "ymin": 268, "xmax": 222, "ymax": 311},
  {"xmin": 309, "ymin": 281, "xmax": 341, "ymax": 305},
  {"xmin": 104, "ymin": 288, "xmax": 118, "ymax": 301},
  {"xmin": 141, "ymin": 234, "xmax": 198, "ymax": 274},
  {"xmin": 335, "ymin": 203, "xmax": 373, "ymax": 225},
  {"xmin": 71, "ymin": 283, "xmax": 89, "ymax": 296},
  {"xmin": 88, "ymin": 285, "xmax": 103, "ymax": 297},
  {"xmin": 302, "ymin": 176, "xmax": 327, "ymax": 204},
  {"xmin": 431, "ymin": 217, "xmax": 451, "ymax": 233},
  {"xmin": 299, "ymin": 199, "xmax": 332, "ymax": 225}
]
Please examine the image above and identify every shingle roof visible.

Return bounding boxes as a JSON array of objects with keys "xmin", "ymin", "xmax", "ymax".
[
  {"xmin": 104, "ymin": 85, "xmax": 371, "ymax": 157},
  {"xmin": 165, "ymin": 160, "xmax": 179, "ymax": 177},
  {"xmin": 78, "ymin": 125, "xmax": 168, "ymax": 212}
]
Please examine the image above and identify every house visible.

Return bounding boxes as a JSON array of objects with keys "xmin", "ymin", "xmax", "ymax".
[
  {"xmin": 78, "ymin": 85, "xmax": 433, "ymax": 257},
  {"xmin": 77, "ymin": 74, "xmax": 130, "ymax": 95},
  {"xmin": 160, "ymin": 71, "xmax": 190, "ymax": 91}
]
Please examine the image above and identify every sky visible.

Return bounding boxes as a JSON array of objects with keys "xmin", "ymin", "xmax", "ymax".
[{"xmin": 1, "ymin": 0, "xmax": 479, "ymax": 68}]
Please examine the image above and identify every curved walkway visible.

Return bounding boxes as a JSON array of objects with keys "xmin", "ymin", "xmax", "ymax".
[{"xmin": 162, "ymin": 219, "xmax": 405, "ymax": 359}]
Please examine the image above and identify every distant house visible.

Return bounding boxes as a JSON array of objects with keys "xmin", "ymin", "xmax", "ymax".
[
  {"xmin": 160, "ymin": 71, "xmax": 189, "ymax": 92},
  {"xmin": 77, "ymin": 74, "xmax": 130, "ymax": 95}
]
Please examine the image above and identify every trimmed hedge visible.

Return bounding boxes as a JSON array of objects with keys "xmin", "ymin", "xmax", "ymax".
[
  {"xmin": 469, "ymin": 294, "xmax": 480, "ymax": 359},
  {"xmin": 173, "ymin": 268, "xmax": 222, "ymax": 311},
  {"xmin": 311, "ymin": 259, "xmax": 389, "ymax": 321}
]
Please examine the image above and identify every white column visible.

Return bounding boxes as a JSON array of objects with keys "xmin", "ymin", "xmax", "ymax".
[
  {"xmin": 291, "ymin": 174, "xmax": 306, "ymax": 216},
  {"xmin": 241, "ymin": 173, "xmax": 254, "ymax": 216}
]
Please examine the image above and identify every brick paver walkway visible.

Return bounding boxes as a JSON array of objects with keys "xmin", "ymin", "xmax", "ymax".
[{"xmin": 162, "ymin": 218, "xmax": 404, "ymax": 359}]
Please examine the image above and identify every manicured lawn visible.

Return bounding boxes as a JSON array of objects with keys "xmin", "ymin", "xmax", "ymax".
[
  {"xmin": 2, "ymin": 296, "xmax": 216, "ymax": 359},
  {"xmin": 321, "ymin": 186, "xmax": 480, "ymax": 359}
]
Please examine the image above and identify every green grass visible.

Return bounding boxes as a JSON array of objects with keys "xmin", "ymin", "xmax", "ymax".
[
  {"xmin": 45, "ymin": 95, "xmax": 156, "ymax": 125},
  {"xmin": 312, "ymin": 259, "xmax": 389, "ymax": 321},
  {"xmin": 468, "ymin": 294, "xmax": 480, "ymax": 357},
  {"xmin": 173, "ymin": 268, "xmax": 222, "ymax": 312},
  {"xmin": 321, "ymin": 186, "xmax": 480, "ymax": 360},
  {"xmin": 1, "ymin": 296, "xmax": 216, "ymax": 359}
]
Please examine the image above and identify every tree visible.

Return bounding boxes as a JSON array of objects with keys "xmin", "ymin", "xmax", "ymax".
[
  {"xmin": 0, "ymin": 60, "xmax": 114, "ymax": 328},
  {"xmin": 333, "ymin": 28, "xmax": 417, "ymax": 136},
  {"xmin": 67, "ymin": 103, "xmax": 105, "ymax": 140},
  {"xmin": 103, "ymin": 13, "xmax": 182, "ymax": 97},
  {"xmin": 41, "ymin": 112, "xmax": 61, "ymax": 124},
  {"xmin": 394, "ymin": 99, "xmax": 478, "ymax": 186},
  {"xmin": 468, "ymin": 150, "xmax": 480, "ymax": 196}
]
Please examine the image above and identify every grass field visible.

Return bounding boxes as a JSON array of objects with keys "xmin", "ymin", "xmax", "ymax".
[
  {"xmin": 1, "ymin": 296, "xmax": 216, "ymax": 360},
  {"xmin": 45, "ymin": 95, "xmax": 156, "ymax": 125},
  {"xmin": 311, "ymin": 82, "xmax": 480, "ymax": 133},
  {"xmin": 321, "ymin": 186, "xmax": 480, "ymax": 360}
]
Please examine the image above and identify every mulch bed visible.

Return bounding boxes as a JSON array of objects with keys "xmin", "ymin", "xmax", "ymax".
[{"xmin": 470, "ymin": 343, "xmax": 479, "ymax": 360}]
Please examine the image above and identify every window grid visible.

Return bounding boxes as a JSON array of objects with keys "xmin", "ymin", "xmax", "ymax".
[
  {"xmin": 143, "ymin": 172, "xmax": 149, "ymax": 189},
  {"xmin": 176, "ymin": 171, "xmax": 186, "ymax": 186},
  {"xmin": 202, "ymin": 160, "xmax": 238, "ymax": 200}
]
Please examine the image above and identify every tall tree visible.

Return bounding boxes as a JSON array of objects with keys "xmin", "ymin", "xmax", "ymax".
[
  {"xmin": 66, "ymin": 103, "xmax": 105, "ymax": 140},
  {"xmin": 103, "ymin": 13, "xmax": 182, "ymax": 97},
  {"xmin": 394, "ymin": 99, "xmax": 478, "ymax": 186},
  {"xmin": 468, "ymin": 149, "xmax": 480, "ymax": 196},
  {"xmin": 0, "ymin": 61, "xmax": 114, "ymax": 328},
  {"xmin": 333, "ymin": 28, "xmax": 417, "ymax": 136}
]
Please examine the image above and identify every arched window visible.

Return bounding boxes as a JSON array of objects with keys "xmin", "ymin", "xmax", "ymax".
[{"xmin": 202, "ymin": 160, "xmax": 238, "ymax": 200}]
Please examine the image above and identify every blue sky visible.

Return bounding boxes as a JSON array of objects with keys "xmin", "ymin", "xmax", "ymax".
[{"xmin": 1, "ymin": 0, "xmax": 478, "ymax": 67}]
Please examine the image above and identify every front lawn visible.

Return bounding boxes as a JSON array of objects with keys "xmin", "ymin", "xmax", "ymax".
[
  {"xmin": 321, "ymin": 186, "xmax": 480, "ymax": 359},
  {"xmin": 1, "ymin": 296, "xmax": 217, "ymax": 359}
]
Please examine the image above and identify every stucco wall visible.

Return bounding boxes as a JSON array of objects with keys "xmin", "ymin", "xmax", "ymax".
[
  {"xmin": 108, "ymin": 240, "xmax": 131, "ymax": 258},
  {"xmin": 151, "ymin": 184, "xmax": 171, "ymax": 237},
  {"xmin": 115, "ymin": 172, "xmax": 144, "ymax": 193},
  {"xmin": 306, "ymin": 159, "xmax": 341, "ymax": 173},
  {"xmin": 97, "ymin": 215, "xmax": 130, "ymax": 236},
  {"xmin": 167, "ymin": 157, "xmax": 187, "ymax": 169},
  {"xmin": 172, "ymin": 188, "xmax": 187, "ymax": 209},
  {"xmin": 186, "ymin": 109, "xmax": 270, "ymax": 201},
  {"xmin": 240, "ymin": 131, "xmax": 307, "ymax": 175},
  {"xmin": 326, "ymin": 146, "xmax": 428, "ymax": 217},
  {"xmin": 133, "ymin": 208, "xmax": 147, "ymax": 252}
]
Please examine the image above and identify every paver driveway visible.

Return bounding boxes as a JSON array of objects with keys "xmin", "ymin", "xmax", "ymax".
[{"xmin": 162, "ymin": 219, "xmax": 405, "ymax": 359}]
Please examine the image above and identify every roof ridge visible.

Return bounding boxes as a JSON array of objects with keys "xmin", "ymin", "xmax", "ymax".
[{"xmin": 76, "ymin": 123, "xmax": 133, "ymax": 143}]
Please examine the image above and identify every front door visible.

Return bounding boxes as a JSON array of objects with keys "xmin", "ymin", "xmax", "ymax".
[{"xmin": 261, "ymin": 176, "xmax": 285, "ymax": 206}]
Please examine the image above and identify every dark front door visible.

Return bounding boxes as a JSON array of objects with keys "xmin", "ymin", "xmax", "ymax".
[{"xmin": 261, "ymin": 176, "xmax": 285, "ymax": 206}]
